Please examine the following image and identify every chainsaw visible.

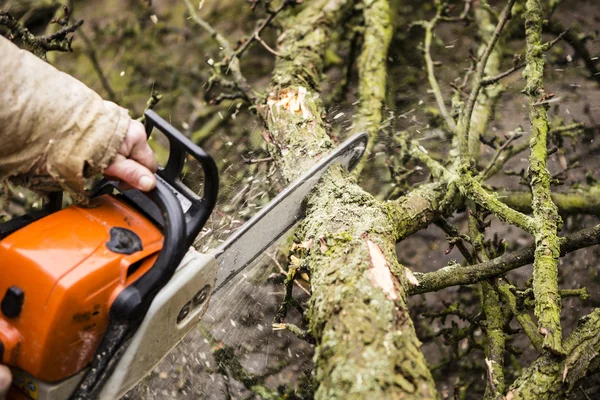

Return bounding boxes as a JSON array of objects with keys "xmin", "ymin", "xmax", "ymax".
[{"xmin": 0, "ymin": 110, "xmax": 367, "ymax": 400}]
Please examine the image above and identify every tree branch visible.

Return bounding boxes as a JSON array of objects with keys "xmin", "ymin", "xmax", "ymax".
[
  {"xmin": 523, "ymin": 0, "xmax": 563, "ymax": 355},
  {"xmin": 0, "ymin": 10, "xmax": 83, "ymax": 60},
  {"xmin": 183, "ymin": 0, "xmax": 256, "ymax": 103},
  {"xmin": 351, "ymin": 0, "xmax": 393, "ymax": 175},
  {"xmin": 495, "ymin": 278, "xmax": 544, "ymax": 353},
  {"xmin": 498, "ymin": 186, "xmax": 600, "ymax": 216},
  {"xmin": 408, "ymin": 223, "xmax": 600, "ymax": 295},
  {"xmin": 506, "ymin": 309, "xmax": 600, "ymax": 399},
  {"xmin": 457, "ymin": 0, "xmax": 516, "ymax": 161},
  {"xmin": 256, "ymin": 0, "xmax": 440, "ymax": 397}
]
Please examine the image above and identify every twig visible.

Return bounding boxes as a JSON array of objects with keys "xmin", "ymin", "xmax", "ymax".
[
  {"xmin": 232, "ymin": 1, "xmax": 288, "ymax": 60},
  {"xmin": 434, "ymin": 217, "xmax": 475, "ymax": 264},
  {"xmin": 214, "ymin": 92, "xmax": 246, "ymax": 103},
  {"xmin": 540, "ymin": 30, "xmax": 568, "ymax": 52},
  {"xmin": 266, "ymin": 252, "xmax": 310, "ymax": 295},
  {"xmin": 549, "ymin": 122, "xmax": 587, "ymax": 137},
  {"xmin": 418, "ymin": 6, "xmax": 457, "ymax": 131},
  {"xmin": 480, "ymin": 142, "xmax": 529, "ymax": 181},
  {"xmin": 0, "ymin": 10, "xmax": 83, "ymax": 60},
  {"xmin": 242, "ymin": 156, "xmax": 274, "ymax": 165},
  {"xmin": 440, "ymin": 0, "xmax": 472, "ymax": 22},
  {"xmin": 183, "ymin": 0, "xmax": 256, "ymax": 103},
  {"xmin": 481, "ymin": 62, "xmax": 525, "ymax": 86},
  {"xmin": 479, "ymin": 130, "xmax": 523, "ymax": 180},
  {"xmin": 137, "ymin": 89, "xmax": 163, "ymax": 124},
  {"xmin": 79, "ymin": 29, "xmax": 118, "ymax": 102},
  {"xmin": 254, "ymin": 32, "xmax": 281, "ymax": 56},
  {"xmin": 272, "ymin": 322, "xmax": 315, "ymax": 343},
  {"xmin": 458, "ymin": 0, "xmax": 517, "ymax": 160},
  {"xmin": 495, "ymin": 278, "xmax": 544, "ymax": 352},
  {"xmin": 558, "ymin": 288, "xmax": 590, "ymax": 300}
]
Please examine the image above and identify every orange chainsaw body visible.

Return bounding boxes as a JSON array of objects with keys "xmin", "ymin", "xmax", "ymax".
[{"xmin": 0, "ymin": 195, "xmax": 162, "ymax": 382}]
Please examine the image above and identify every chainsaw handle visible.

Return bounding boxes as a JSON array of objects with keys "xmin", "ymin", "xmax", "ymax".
[
  {"xmin": 109, "ymin": 179, "xmax": 186, "ymax": 322},
  {"xmin": 71, "ymin": 116, "xmax": 219, "ymax": 397},
  {"xmin": 144, "ymin": 110, "xmax": 219, "ymax": 248}
]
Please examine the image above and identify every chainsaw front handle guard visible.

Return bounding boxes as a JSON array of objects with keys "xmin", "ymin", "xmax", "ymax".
[
  {"xmin": 110, "ymin": 179, "xmax": 186, "ymax": 322},
  {"xmin": 144, "ymin": 109, "xmax": 219, "ymax": 249}
]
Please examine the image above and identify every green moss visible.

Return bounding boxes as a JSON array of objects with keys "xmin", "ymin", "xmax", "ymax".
[
  {"xmin": 351, "ymin": 0, "xmax": 393, "ymax": 175},
  {"xmin": 508, "ymin": 310, "xmax": 600, "ymax": 399},
  {"xmin": 523, "ymin": 0, "xmax": 564, "ymax": 356},
  {"xmin": 295, "ymin": 167, "xmax": 438, "ymax": 399}
]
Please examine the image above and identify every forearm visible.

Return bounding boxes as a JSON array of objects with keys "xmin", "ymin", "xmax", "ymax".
[{"xmin": 0, "ymin": 36, "xmax": 130, "ymax": 200}]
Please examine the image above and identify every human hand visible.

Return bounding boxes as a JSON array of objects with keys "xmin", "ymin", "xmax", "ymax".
[
  {"xmin": 103, "ymin": 119, "xmax": 158, "ymax": 191},
  {"xmin": 0, "ymin": 364, "xmax": 11, "ymax": 400}
]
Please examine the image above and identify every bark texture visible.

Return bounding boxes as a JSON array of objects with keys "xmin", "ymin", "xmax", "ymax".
[
  {"xmin": 258, "ymin": 0, "xmax": 439, "ymax": 397},
  {"xmin": 523, "ymin": 0, "xmax": 563, "ymax": 355},
  {"xmin": 507, "ymin": 309, "xmax": 600, "ymax": 399}
]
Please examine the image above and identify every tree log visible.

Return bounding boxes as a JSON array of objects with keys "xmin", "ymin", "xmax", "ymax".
[{"xmin": 257, "ymin": 0, "xmax": 440, "ymax": 397}]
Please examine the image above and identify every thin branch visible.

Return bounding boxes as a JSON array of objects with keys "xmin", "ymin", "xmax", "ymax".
[
  {"xmin": 495, "ymin": 278, "xmax": 544, "ymax": 353},
  {"xmin": 254, "ymin": 32, "xmax": 281, "ymax": 56},
  {"xmin": 478, "ymin": 130, "xmax": 523, "ymax": 180},
  {"xmin": 231, "ymin": 1, "xmax": 288, "ymax": 60},
  {"xmin": 266, "ymin": 252, "xmax": 310, "ymax": 295},
  {"xmin": 183, "ymin": 0, "xmax": 256, "ymax": 103},
  {"xmin": 540, "ymin": 29, "xmax": 568, "ymax": 52},
  {"xmin": 420, "ymin": 7, "xmax": 457, "ymax": 131},
  {"xmin": 481, "ymin": 62, "xmax": 525, "ymax": 86},
  {"xmin": 439, "ymin": 0, "xmax": 472, "ymax": 22},
  {"xmin": 0, "ymin": 10, "xmax": 83, "ymax": 60},
  {"xmin": 137, "ymin": 90, "xmax": 163, "ymax": 124},
  {"xmin": 409, "ymin": 223, "xmax": 600, "ymax": 295},
  {"xmin": 458, "ymin": 0, "xmax": 517, "ymax": 160},
  {"xmin": 79, "ymin": 29, "xmax": 118, "ymax": 102}
]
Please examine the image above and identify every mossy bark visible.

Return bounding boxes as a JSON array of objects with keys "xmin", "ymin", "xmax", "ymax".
[
  {"xmin": 523, "ymin": 0, "xmax": 563, "ymax": 355},
  {"xmin": 300, "ymin": 167, "xmax": 438, "ymax": 399},
  {"xmin": 257, "ymin": 0, "xmax": 439, "ymax": 397},
  {"xmin": 352, "ymin": 0, "xmax": 393, "ymax": 174},
  {"xmin": 507, "ymin": 309, "xmax": 600, "ymax": 399},
  {"xmin": 498, "ymin": 187, "xmax": 600, "ymax": 216}
]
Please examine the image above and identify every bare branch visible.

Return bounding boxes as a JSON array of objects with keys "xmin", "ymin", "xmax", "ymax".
[
  {"xmin": 457, "ymin": 0, "xmax": 517, "ymax": 160},
  {"xmin": 0, "ymin": 10, "xmax": 83, "ymax": 60},
  {"xmin": 409, "ymin": 223, "xmax": 600, "ymax": 295}
]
